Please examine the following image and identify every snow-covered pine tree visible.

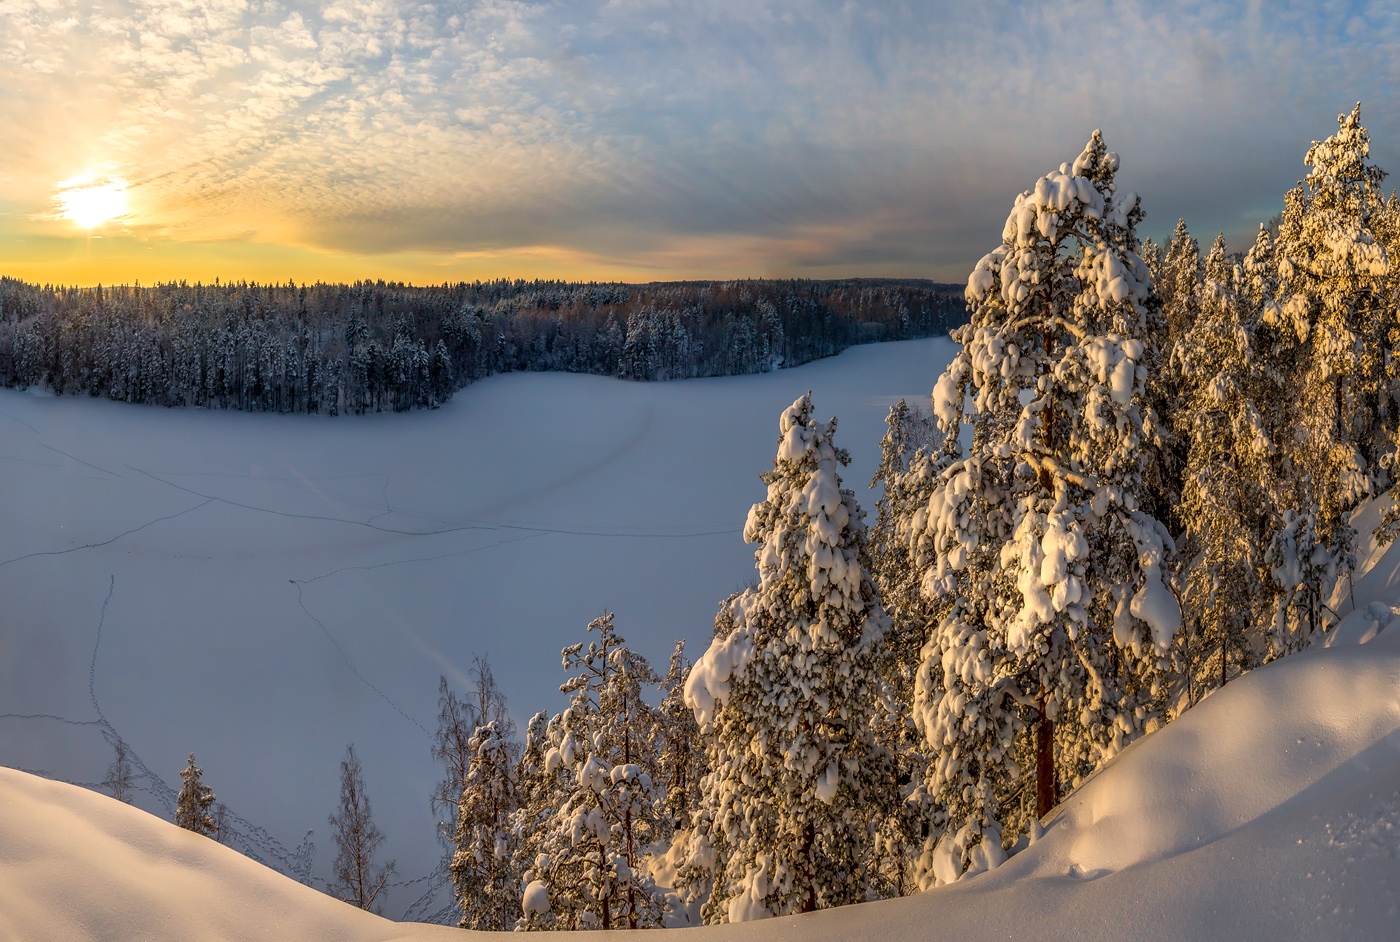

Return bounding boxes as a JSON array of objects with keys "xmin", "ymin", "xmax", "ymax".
[
  {"xmin": 866, "ymin": 399, "xmax": 945, "ymax": 897},
  {"xmin": 1174, "ymin": 233, "xmax": 1282, "ymax": 698},
  {"xmin": 451, "ymin": 721, "xmax": 521, "ymax": 931},
  {"xmin": 175, "ymin": 752, "xmax": 217, "ymax": 837},
  {"xmin": 1271, "ymin": 104, "xmax": 1388, "ymax": 579},
  {"xmin": 511, "ymin": 710, "xmax": 563, "ymax": 930},
  {"xmin": 328, "ymin": 744, "xmax": 395, "ymax": 913},
  {"xmin": 684, "ymin": 393, "xmax": 894, "ymax": 922},
  {"xmin": 521, "ymin": 612, "xmax": 669, "ymax": 930},
  {"xmin": 1265, "ymin": 105, "xmax": 1392, "ymax": 648},
  {"xmin": 910, "ymin": 130, "xmax": 1180, "ymax": 881}
]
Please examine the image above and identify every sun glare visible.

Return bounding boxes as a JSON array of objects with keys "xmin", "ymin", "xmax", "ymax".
[{"xmin": 55, "ymin": 177, "xmax": 130, "ymax": 229}]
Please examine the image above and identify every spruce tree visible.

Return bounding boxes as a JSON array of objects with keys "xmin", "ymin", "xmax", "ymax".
[
  {"xmin": 328, "ymin": 744, "xmax": 395, "ymax": 913},
  {"xmin": 175, "ymin": 752, "xmax": 217, "ymax": 837},
  {"xmin": 522, "ymin": 613, "xmax": 668, "ymax": 930},
  {"xmin": 685, "ymin": 393, "xmax": 894, "ymax": 922},
  {"xmin": 451, "ymin": 722, "xmax": 521, "ymax": 931},
  {"xmin": 866, "ymin": 400, "xmax": 944, "ymax": 897},
  {"xmin": 1175, "ymin": 233, "xmax": 1282, "ymax": 696},
  {"xmin": 911, "ymin": 131, "xmax": 1179, "ymax": 880},
  {"xmin": 655, "ymin": 640, "xmax": 704, "ymax": 831}
]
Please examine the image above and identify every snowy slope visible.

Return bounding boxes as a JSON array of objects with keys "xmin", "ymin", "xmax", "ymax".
[
  {"xmin": 0, "ymin": 338, "xmax": 952, "ymax": 911},
  {"xmin": 4, "ymin": 620, "xmax": 1399, "ymax": 940}
]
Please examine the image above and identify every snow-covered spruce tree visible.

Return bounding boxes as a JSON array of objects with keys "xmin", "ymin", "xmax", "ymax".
[
  {"xmin": 521, "ymin": 612, "xmax": 669, "ymax": 930},
  {"xmin": 656, "ymin": 640, "xmax": 704, "ymax": 831},
  {"xmin": 511, "ymin": 711, "xmax": 564, "ymax": 929},
  {"xmin": 866, "ymin": 399, "xmax": 945, "ymax": 897},
  {"xmin": 451, "ymin": 721, "xmax": 521, "ymax": 931},
  {"xmin": 1158, "ymin": 219, "xmax": 1203, "ymax": 340},
  {"xmin": 328, "ymin": 744, "xmax": 395, "ymax": 913},
  {"xmin": 910, "ymin": 131, "xmax": 1180, "ymax": 882},
  {"xmin": 1174, "ymin": 233, "xmax": 1283, "ymax": 698},
  {"xmin": 1265, "ymin": 105, "xmax": 1392, "ymax": 649},
  {"xmin": 175, "ymin": 752, "xmax": 218, "ymax": 837},
  {"xmin": 684, "ymin": 393, "xmax": 894, "ymax": 922}
]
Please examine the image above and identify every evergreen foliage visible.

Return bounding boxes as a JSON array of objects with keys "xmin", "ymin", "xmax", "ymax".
[
  {"xmin": 1173, "ymin": 233, "xmax": 1281, "ymax": 695},
  {"xmin": 175, "ymin": 752, "xmax": 217, "ymax": 838},
  {"xmin": 451, "ymin": 721, "xmax": 521, "ymax": 931},
  {"xmin": 684, "ymin": 394, "xmax": 894, "ymax": 922},
  {"xmin": 520, "ymin": 613, "xmax": 670, "ymax": 930},
  {"xmin": 908, "ymin": 130, "xmax": 1179, "ymax": 882}
]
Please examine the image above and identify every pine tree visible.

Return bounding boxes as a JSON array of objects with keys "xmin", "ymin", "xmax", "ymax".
[
  {"xmin": 1266, "ymin": 105, "xmax": 1392, "ymax": 647},
  {"xmin": 911, "ymin": 131, "xmax": 1180, "ymax": 881},
  {"xmin": 175, "ymin": 752, "xmax": 217, "ymax": 837},
  {"xmin": 685, "ymin": 393, "xmax": 894, "ymax": 922},
  {"xmin": 1272, "ymin": 105, "xmax": 1390, "ymax": 526},
  {"xmin": 1174, "ymin": 233, "xmax": 1282, "ymax": 697},
  {"xmin": 328, "ymin": 744, "xmax": 395, "ymax": 913},
  {"xmin": 451, "ymin": 722, "xmax": 521, "ymax": 931}
]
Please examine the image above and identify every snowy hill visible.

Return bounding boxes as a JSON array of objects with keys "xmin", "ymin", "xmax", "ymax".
[{"xmin": 4, "ymin": 612, "xmax": 1398, "ymax": 940}]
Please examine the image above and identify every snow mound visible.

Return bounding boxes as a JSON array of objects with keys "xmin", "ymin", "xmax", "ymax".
[{"xmin": 0, "ymin": 767, "xmax": 460, "ymax": 942}]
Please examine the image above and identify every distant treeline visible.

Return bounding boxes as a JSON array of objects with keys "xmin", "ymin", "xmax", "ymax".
[{"xmin": 0, "ymin": 277, "xmax": 966, "ymax": 415}]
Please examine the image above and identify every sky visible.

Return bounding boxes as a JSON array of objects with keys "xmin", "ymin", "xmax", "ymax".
[{"xmin": 2, "ymin": 0, "xmax": 1399, "ymax": 286}]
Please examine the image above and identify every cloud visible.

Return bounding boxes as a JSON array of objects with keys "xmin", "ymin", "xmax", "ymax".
[{"xmin": 2, "ymin": 0, "xmax": 1399, "ymax": 280}]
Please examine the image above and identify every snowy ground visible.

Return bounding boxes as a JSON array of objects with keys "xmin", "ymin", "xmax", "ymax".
[{"xmin": 0, "ymin": 337, "xmax": 953, "ymax": 915}]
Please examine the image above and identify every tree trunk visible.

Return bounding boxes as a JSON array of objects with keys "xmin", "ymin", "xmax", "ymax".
[{"xmin": 1035, "ymin": 693, "xmax": 1056, "ymax": 818}]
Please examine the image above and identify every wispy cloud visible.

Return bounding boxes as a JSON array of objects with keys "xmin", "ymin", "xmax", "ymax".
[{"xmin": 2, "ymin": 0, "xmax": 1399, "ymax": 281}]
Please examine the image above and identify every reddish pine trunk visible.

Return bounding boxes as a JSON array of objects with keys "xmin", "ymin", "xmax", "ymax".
[{"xmin": 1035, "ymin": 695, "xmax": 1057, "ymax": 818}]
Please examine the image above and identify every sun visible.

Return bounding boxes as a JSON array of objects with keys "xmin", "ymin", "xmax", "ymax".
[{"xmin": 55, "ymin": 176, "xmax": 130, "ymax": 229}]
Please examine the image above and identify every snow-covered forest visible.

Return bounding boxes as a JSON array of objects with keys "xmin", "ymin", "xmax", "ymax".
[
  {"xmin": 5, "ymin": 105, "xmax": 1400, "ymax": 939},
  {"xmin": 364, "ymin": 104, "xmax": 1400, "ymax": 929},
  {"xmin": 0, "ymin": 278, "xmax": 963, "ymax": 413}
]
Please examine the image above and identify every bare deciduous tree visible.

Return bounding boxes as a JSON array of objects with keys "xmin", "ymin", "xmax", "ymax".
[
  {"xmin": 328, "ymin": 744, "xmax": 395, "ymax": 912},
  {"xmin": 102, "ymin": 738, "xmax": 135, "ymax": 804},
  {"xmin": 431, "ymin": 655, "xmax": 517, "ymax": 845}
]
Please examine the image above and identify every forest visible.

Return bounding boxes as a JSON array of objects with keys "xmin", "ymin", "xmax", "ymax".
[
  {"xmin": 99, "ymin": 104, "xmax": 1400, "ymax": 930},
  {"xmin": 0, "ymin": 278, "xmax": 964, "ymax": 413}
]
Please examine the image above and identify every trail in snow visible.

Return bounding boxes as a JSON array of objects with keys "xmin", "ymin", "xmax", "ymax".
[{"xmin": 0, "ymin": 499, "xmax": 214, "ymax": 570}]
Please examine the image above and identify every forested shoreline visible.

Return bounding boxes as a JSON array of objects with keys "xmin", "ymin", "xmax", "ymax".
[{"xmin": 0, "ymin": 278, "xmax": 965, "ymax": 414}]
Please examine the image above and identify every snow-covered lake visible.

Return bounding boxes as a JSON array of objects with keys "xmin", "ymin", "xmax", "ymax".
[{"xmin": 0, "ymin": 336, "xmax": 956, "ymax": 913}]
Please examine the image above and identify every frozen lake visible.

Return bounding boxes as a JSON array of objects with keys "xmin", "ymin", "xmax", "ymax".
[{"xmin": 0, "ymin": 336, "xmax": 955, "ymax": 916}]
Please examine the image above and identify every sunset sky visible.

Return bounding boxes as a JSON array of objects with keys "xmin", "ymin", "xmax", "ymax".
[{"xmin": 2, "ymin": 0, "xmax": 1398, "ymax": 286}]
